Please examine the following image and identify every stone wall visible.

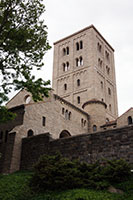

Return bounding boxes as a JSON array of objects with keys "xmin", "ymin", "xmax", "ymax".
[
  {"xmin": 0, "ymin": 132, "xmax": 16, "ymax": 173},
  {"xmin": 20, "ymin": 125, "xmax": 133, "ymax": 170}
]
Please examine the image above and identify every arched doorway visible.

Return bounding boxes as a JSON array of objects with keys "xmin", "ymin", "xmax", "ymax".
[{"xmin": 59, "ymin": 130, "xmax": 71, "ymax": 138}]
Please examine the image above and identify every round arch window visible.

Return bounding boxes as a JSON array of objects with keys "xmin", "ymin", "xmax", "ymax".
[
  {"xmin": 24, "ymin": 95, "xmax": 31, "ymax": 104},
  {"xmin": 27, "ymin": 129, "xmax": 34, "ymax": 137},
  {"xmin": 59, "ymin": 130, "xmax": 71, "ymax": 138}
]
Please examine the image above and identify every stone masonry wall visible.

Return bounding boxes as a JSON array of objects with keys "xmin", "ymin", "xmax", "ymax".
[
  {"xmin": 20, "ymin": 125, "xmax": 133, "ymax": 170},
  {"xmin": 0, "ymin": 132, "xmax": 16, "ymax": 173}
]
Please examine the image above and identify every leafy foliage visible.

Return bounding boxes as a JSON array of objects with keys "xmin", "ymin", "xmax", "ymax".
[
  {"xmin": 0, "ymin": 0, "xmax": 51, "ymax": 122},
  {"xmin": 0, "ymin": 106, "xmax": 16, "ymax": 123},
  {"xmin": 30, "ymin": 153, "xmax": 132, "ymax": 192},
  {"xmin": 0, "ymin": 171, "xmax": 133, "ymax": 200}
]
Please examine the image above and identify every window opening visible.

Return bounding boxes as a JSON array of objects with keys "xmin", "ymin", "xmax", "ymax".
[
  {"xmin": 76, "ymin": 42, "xmax": 79, "ymax": 51},
  {"xmin": 80, "ymin": 41, "xmax": 83, "ymax": 49},
  {"xmin": 27, "ymin": 129, "xmax": 34, "ymax": 137},
  {"xmin": 93, "ymin": 125, "xmax": 97, "ymax": 132},
  {"xmin": 80, "ymin": 56, "xmax": 83, "ymax": 66},
  {"xmin": 42, "ymin": 116, "xmax": 46, "ymax": 126},
  {"xmin": 77, "ymin": 79, "xmax": 80, "ymax": 86},
  {"xmin": 77, "ymin": 96, "xmax": 80, "ymax": 104},
  {"xmin": 64, "ymin": 84, "xmax": 67, "ymax": 91},
  {"xmin": 81, "ymin": 118, "xmax": 84, "ymax": 127},
  {"xmin": 66, "ymin": 62, "xmax": 69, "ymax": 70},
  {"xmin": 76, "ymin": 58, "xmax": 79, "ymax": 67},
  {"xmin": 65, "ymin": 110, "xmax": 68, "ymax": 119},
  {"xmin": 109, "ymin": 104, "xmax": 112, "ymax": 111},
  {"xmin": 101, "ymin": 81, "xmax": 103, "ymax": 89},
  {"xmin": 68, "ymin": 112, "xmax": 71, "ymax": 120},
  {"xmin": 63, "ymin": 48, "xmax": 66, "ymax": 56},
  {"xmin": 63, "ymin": 63, "xmax": 65, "ymax": 71},
  {"xmin": 128, "ymin": 116, "xmax": 132, "ymax": 125},
  {"xmin": 62, "ymin": 108, "xmax": 65, "ymax": 114},
  {"xmin": 108, "ymin": 88, "xmax": 111, "ymax": 95},
  {"xmin": 59, "ymin": 130, "xmax": 71, "ymax": 138},
  {"xmin": 84, "ymin": 120, "xmax": 86, "ymax": 126},
  {"xmin": 66, "ymin": 47, "xmax": 69, "ymax": 55}
]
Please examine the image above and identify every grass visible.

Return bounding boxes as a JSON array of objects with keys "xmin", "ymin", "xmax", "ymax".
[{"xmin": 0, "ymin": 171, "xmax": 133, "ymax": 200}]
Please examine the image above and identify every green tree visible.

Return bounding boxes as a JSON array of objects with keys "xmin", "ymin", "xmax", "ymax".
[{"xmin": 0, "ymin": 0, "xmax": 51, "ymax": 122}]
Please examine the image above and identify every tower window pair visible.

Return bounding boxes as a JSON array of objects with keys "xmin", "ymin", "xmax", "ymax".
[
  {"xmin": 63, "ymin": 47, "xmax": 69, "ymax": 56},
  {"xmin": 76, "ymin": 41, "xmax": 83, "ymax": 51},
  {"xmin": 62, "ymin": 108, "xmax": 71, "ymax": 120},
  {"xmin": 98, "ymin": 58, "xmax": 103, "ymax": 68},
  {"xmin": 63, "ymin": 62, "xmax": 70, "ymax": 72},
  {"xmin": 81, "ymin": 118, "xmax": 86, "ymax": 127},
  {"xmin": 76, "ymin": 56, "xmax": 83, "ymax": 67}
]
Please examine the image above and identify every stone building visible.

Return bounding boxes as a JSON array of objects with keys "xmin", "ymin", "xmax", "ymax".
[
  {"xmin": 52, "ymin": 25, "xmax": 118, "ymax": 122},
  {"xmin": 0, "ymin": 25, "xmax": 133, "ymax": 173}
]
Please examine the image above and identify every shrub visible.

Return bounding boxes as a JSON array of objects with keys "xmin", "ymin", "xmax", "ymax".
[
  {"xmin": 30, "ymin": 153, "xmax": 131, "ymax": 192},
  {"xmin": 103, "ymin": 159, "xmax": 132, "ymax": 183}
]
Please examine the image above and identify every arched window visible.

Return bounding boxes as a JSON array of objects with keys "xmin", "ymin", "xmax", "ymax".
[
  {"xmin": 109, "ymin": 104, "xmax": 112, "ymax": 111},
  {"xmin": 84, "ymin": 120, "xmax": 86, "ymax": 126},
  {"xmin": 76, "ymin": 42, "xmax": 79, "ymax": 51},
  {"xmin": 24, "ymin": 95, "xmax": 31, "ymax": 104},
  {"xmin": 128, "ymin": 116, "xmax": 132, "ymax": 125},
  {"xmin": 76, "ymin": 58, "xmax": 79, "ymax": 67},
  {"xmin": 106, "ymin": 65, "xmax": 110, "ymax": 75},
  {"xmin": 100, "ymin": 60, "xmax": 103, "ymax": 67},
  {"xmin": 66, "ymin": 62, "xmax": 69, "ymax": 70},
  {"xmin": 101, "ymin": 81, "xmax": 103, "ymax": 89},
  {"xmin": 27, "ymin": 129, "xmax": 34, "ymax": 137},
  {"xmin": 81, "ymin": 118, "xmax": 84, "ymax": 127},
  {"xmin": 64, "ymin": 83, "xmax": 67, "ymax": 91},
  {"xmin": 42, "ymin": 116, "xmax": 46, "ymax": 126},
  {"xmin": 98, "ymin": 58, "xmax": 101, "ymax": 67},
  {"xmin": 65, "ymin": 110, "xmax": 68, "ymax": 119},
  {"xmin": 63, "ymin": 48, "xmax": 66, "ymax": 56},
  {"xmin": 77, "ymin": 79, "xmax": 80, "ymax": 86},
  {"xmin": 68, "ymin": 112, "xmax": 71, "ymax": 120},
  {"xmin": 59, "ymin": 130, "xmax": 71, "ymax": 138},
  {"xmin": 93, "ymin": 125, "xmax": 97, "ymax": 132},
  {"xmin": 105, "ymin": 51, "xmax": 109, "ymax": 60},
  {"xmin": 66, "ymin": 47, "xmax": 69, "ymax": 55},
  {"xmin": 80, "ymin": 56, "xmax": 83, "ymax": 66},
  {"xmin": 80, "ymin": 41, "xmax": 83, "ymax": 49},
  {"xmin": 77, "ymin": 96, "xmax": 80, "ymax": 104},
  {"xmin": 62, "ymin": 107, "xmax": 65, "ymax": 114},
  {"xmin": 108, "ymin": 88, "xmax": 111, "ymax": 95},
  {"xmin": 63, "ymin": 63, "xmax": 65, "ymax": 71},
  {"xmin": 97, "ymin": 43, "xmax": 102, "ymax": 52}
]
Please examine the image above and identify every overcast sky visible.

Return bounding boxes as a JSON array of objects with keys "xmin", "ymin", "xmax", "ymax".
[{"xmin": 36, "ymin": 0, "xmax": 133, "ymax": 115}]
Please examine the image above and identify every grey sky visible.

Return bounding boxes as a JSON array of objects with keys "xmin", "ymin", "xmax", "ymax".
[{"xmin": 37, "ymin": 0, "xmax": 133, "ymax": 115}]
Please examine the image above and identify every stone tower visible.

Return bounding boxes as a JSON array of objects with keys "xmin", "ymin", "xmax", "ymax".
[{"xmin": 52, "ymin": 25, "xmax": 118, "ymax": 121}]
